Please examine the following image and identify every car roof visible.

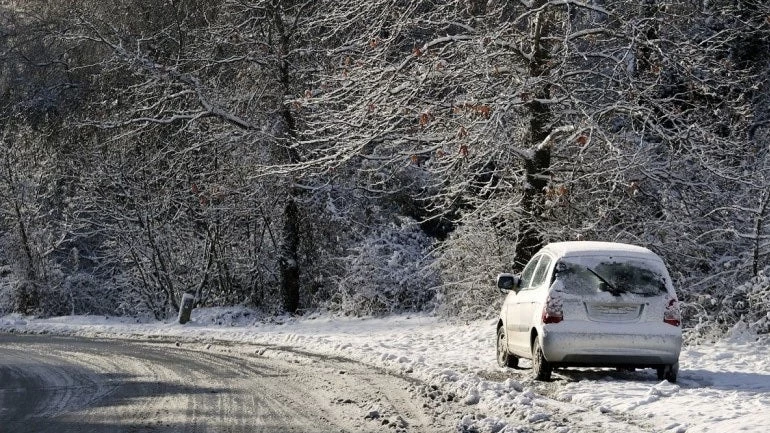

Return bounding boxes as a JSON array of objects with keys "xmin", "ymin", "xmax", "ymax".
[{"xmin": 542, "ymin": 241, "xmax": 662, "ymax": 260}]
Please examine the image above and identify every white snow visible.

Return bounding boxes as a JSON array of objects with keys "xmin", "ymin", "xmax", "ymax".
[{"xmin": 2, "ymin": 308, "xmax": 769, "ymax": 432}]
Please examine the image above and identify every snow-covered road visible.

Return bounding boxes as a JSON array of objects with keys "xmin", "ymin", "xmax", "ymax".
[
  {"xmin": 2, "ymin": 309, "xmax": 768, "ymax": 432},
  {"xmin": 0, "ymin": 332, "xmax": 459, "ymax": 432}
]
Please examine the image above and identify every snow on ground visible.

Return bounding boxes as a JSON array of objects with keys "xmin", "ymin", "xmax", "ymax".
[{"xmin": 2, "ymin": 308, "xmax": 769, "ymax": 433}]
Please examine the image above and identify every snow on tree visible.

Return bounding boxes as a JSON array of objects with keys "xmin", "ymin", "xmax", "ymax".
[{"xmin": 0, "ymin": 0, "xmax": 768, "ymax": 333}]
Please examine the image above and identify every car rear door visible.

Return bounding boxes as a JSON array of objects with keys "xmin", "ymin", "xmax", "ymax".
[{"xmin": 507, "ymin": 254, "xmax": 553, "ymax": 355}]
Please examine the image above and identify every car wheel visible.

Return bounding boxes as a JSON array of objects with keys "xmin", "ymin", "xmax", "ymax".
[
  {"xmin": 656, "ymin": 363, "xmax": 678, "ymax": 383},
  {"xmin": 532, "ymin": 338, "xmax": 552, "ymax": 381},
  {"xmin": 496, "ymin": 326, "xmax": 518, "ymax": 368}
]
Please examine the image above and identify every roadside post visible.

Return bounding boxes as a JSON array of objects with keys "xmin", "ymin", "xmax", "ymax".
[{"xmin": 178, "ymin": 292, "xmax": 195, "ymax": 324}]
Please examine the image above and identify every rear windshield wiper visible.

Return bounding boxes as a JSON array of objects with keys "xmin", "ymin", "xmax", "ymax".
[{"xmin": 586, "ymin": 267, "xmax": 622, "ymax": 296}]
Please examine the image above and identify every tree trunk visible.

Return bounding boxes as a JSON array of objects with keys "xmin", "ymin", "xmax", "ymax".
[
  {"xmin": 12, "ymin": 199, "xmax": 39, "ymax": 314},
  {"xmin": 753, "ymin": 191, "xmax": 770, "ymax": 277},
  {"xmin": 514, "ymin": 1, "xmax": 552, "ymax": 269},
  {"xmin": 276, "ymin": 9, "xmax": 302, "ymax": 313},
  {"xmin": 280, "ymin": 197, "xmax": 300, "ymax": 313}
]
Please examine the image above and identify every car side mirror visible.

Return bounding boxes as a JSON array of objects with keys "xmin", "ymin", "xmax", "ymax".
[{"xmin": 497, "ymin": 273, "xmax": 521, "ymax": 294}]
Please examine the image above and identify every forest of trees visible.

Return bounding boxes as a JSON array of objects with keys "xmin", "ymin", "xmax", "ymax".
[{"xmin": 1, "ymin": 0, "xmax": 768, "ymax": 338}]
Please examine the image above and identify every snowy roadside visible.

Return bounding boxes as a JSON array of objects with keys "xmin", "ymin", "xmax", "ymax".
[{"xmin": 2, "ymin": 308, "xmax": 769, "ymax": 433}]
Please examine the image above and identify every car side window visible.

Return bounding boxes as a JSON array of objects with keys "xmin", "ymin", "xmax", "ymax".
[
  {"xmin": 530, "ymin": 255, "xmax": 553, "ymax": 289},
  {"xmin": 519, "ymin": 255, "xmax": 541, "ymax": 290}
]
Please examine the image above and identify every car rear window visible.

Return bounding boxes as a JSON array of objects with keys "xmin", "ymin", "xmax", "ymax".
[{"xmin": 553, "ymin": 257, "xmax": 668, "ymax": 297}]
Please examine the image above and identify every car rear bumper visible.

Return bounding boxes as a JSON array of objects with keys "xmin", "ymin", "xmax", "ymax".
[{"xmin": 541, "ymin": 324, "xmax": 682, "ymax": 366}]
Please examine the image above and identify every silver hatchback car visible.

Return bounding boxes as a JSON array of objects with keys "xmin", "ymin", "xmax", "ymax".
[{"xmin": 496, "ymin": 241, "xmax": 682, "ymax": 382}]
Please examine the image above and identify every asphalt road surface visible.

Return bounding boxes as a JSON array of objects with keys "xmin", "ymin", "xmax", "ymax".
[{"xmin": 0, "ymin": 333, "xmax": 458, "ymax": 433}]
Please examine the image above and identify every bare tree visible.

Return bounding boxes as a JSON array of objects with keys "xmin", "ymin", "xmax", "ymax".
[
  {"xmin": 2, "ymin": 0, "xmax": 768, "ymax": 328},
  {"xmin": 279, "ymin": 0, "xmax": 770, "ymax": 319}
]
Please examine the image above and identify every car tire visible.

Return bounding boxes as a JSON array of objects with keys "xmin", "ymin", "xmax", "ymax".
[
  {"xmin": 532, "ymin": 338, "xmax": 552, "ymax": 381},
  {"xmin": 656, "ymin": 363, "xmax": 678, "ymax": 383},
  {"xmin": 496, "ymin": 326, "xmax": 518, "ymax": 368}
]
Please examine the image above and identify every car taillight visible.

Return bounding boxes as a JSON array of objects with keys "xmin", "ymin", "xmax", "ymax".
[
  {"xmin": 664, "ymin": 298, "xmax": 681, "ymax": 327},
  {"xmin": 542, "ymin": 295, "xmax": 563, "ymax": 324}
]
